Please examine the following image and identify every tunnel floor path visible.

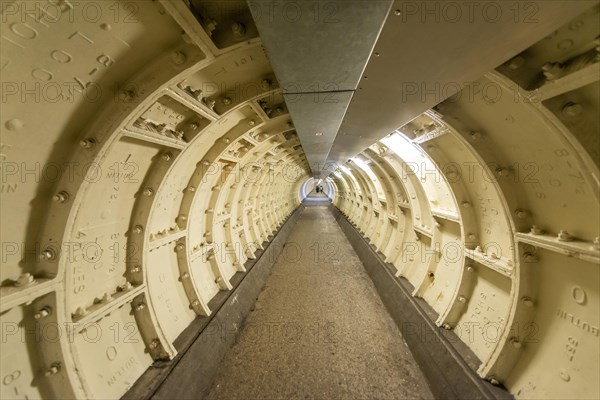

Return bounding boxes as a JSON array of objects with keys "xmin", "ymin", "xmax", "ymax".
[{"xmin": 205, "ymin": 194, "xmax": 434, "ymax": 399}]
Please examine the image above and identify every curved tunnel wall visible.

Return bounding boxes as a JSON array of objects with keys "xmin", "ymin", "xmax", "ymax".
[
  {"xmin": 0, "ymin": 1, "xmax": 598, "ymax": 400},
  {"xmin": 1, "ymin": 2, "xmax": 308, "ymax": 398},
  {"xmin": 330, "ymin": 67, "xmax": 600, "ymax": 399}
]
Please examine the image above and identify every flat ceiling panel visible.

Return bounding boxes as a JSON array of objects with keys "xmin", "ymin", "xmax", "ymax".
[
  {"xmin": 249, "ymin": 0, "xmax": 392, "ymax": 92},
  {"xmin": 284, "ymin": 92, "xmax": 353, "ymax": 174}
]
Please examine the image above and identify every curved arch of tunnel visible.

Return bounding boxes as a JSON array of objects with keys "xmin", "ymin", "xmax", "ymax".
[
  {"xmin": 299, "ymin": 177, "xmax": 335, "ymax": 201},
  {"xmin": 0, "ymin": 2, "xmax": 598, "ymax": 400}
]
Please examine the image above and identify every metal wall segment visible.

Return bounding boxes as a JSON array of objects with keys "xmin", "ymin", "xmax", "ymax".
[
  {"xmin": 329, "ymin": 8, "xmax": 600, "ymax": 395},
  {"xmin": 1, "ymin": 1, "xmax": 308, "ymax": 399}
]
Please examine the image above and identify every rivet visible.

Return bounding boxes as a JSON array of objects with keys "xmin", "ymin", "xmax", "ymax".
[
  {"xmin": 41, "ymin": 248, "xmax": 57, "ymax": 261},
  {"xmin": 149, "ymin": 339, "xmax": 160, "ymax": 349},
  {"xmin": 143, "ymin": 187, "xmax": 154, "ymax": 196},
  {"xmin": 133, "ymin": 225, "xmax": 143, "ymax": 234},
  {"xmin": 222, "ymin": 97, "xmax": 232, "ymax": 106},
  {"xmin": 161, "ymin": 152, "xmax": 172, "ymax": 161},
  {"xmin": 135, "ymin": 303, "xmax": 146, "ymax": 311},
  {"xmin": 394, "ymin": 9, "xmax": 401, "ymax": 16},
  {"xmin": 558, "ymin": 230, "xmax": 573, "ymax": 242},
  {"xmin": 171, "ymin": 50, "xmax": 187, "ymax": 65},
  {"xmin": 261, "ymin": 79, "xmax": 272, "ymax": 90},
  {"xmin": 562, "ymin": 102, "xmax": 583, "ymax": 117},
  {"xmin": 34, "ymin": 307, "xmax": 51, "ymax": 320},
  {"xmin": 510, "ymin": 337, "xmax": 522, "ymax": 349},
  {"xmin": 515, "ymin": 209, "xmax": 528, "ymax": 219},
  {"xmin": 5, "ymin": 118, "xmax": 24, "ymax": 131},
  {"xmin": 72, "ymin": 307, "xmax": 87, "ymax": 318},
  {"xmin": 488, "ymin": 377, "xmax": 500, "ymax": 386},
  {"xmin": 44, "ymin": 363, "xmax": 61, "ymax": 377},
  {"xmin": 80, "ymin": 138, "xmax": 96, "ymax": 149},
  {"xmin": 530, "ymin": 225, "xmax": 544, "ymax": 235},
  {"xmin": 232, "ymin": 22, "xmax": 246, "ymax": 38},
  {"xmin": 458, "ymin": 295, "xmax": 467, "ymax": 303},
  {"xmin": 521, "ymin": 296, "xmax": 534, "ymax": 307},
  {"xmin": 53, "ymin": 191, "xmax": 70, "ymax": 203},
  {"xmin": 506, "ymin": 56, "xmax": 525, "ymax": 70}
]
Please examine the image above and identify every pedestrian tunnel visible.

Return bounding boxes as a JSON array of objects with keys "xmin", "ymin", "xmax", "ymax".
[{"xmin": 0, "ymin": 1, "xmax": 599, "ymax": 399}]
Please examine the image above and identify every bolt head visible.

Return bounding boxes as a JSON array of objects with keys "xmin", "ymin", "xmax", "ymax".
[
  {"xmin": 80, "ymin": 138, "xmax": 96, "ymax": 149},
  {"xmin": 530, "ymin": 225, "xmax": 544, "ymax": 235},
  {"xmin": 45, "ymin": 365, "xmax": 59, "ymax": 376},
  {"xmin": 42, "ymin": 248, "xmax": 56, "ymax": 261},
  {"xmin": 562, "ymin": 102, "xmax": 582, "ymax": 117},
  {"xmin": 557, "ymin": 230, "xmax": 573, "ymax": 242},
  {"xmin": 171, "ymin": 50, "xmax": 187, "ymax": 65},
  {"xmin": 34, "ymin": 308, "xmax": 50, "ymax": 319},
  {"xmin": 53, "ymin": 191, "xmax": 69, "ymax": 203},
  {"xmin": 522, "ymin": 296, "xmax": 534, "ymax": 307}
]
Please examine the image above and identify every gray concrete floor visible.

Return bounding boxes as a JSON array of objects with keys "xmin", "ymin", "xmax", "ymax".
[{"xmin": 206, "ymin": 195, "xmax": 434, "ymax": 399}]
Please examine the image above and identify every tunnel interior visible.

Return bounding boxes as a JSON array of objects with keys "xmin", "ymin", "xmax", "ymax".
[{"xmin": 1, "ymin": 1, "xmax": 599, "ymax": 399}]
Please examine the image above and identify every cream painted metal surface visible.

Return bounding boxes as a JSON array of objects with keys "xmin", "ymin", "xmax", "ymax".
[
  {"xmin": 1, "ymin": 1, "xmax": 307, "ymax": 398},
  {"xmin": 330, "ymin": 6, "xmax": 599, "ymax": 398},
  {"xmin": 1, "ymin": 1, "xmax": 599, "ymax": 400}
]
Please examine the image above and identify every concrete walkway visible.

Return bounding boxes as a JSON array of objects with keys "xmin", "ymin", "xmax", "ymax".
[{"xmin": 206, "ymin": 195, "xmax": 434, "ymax": 399}]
